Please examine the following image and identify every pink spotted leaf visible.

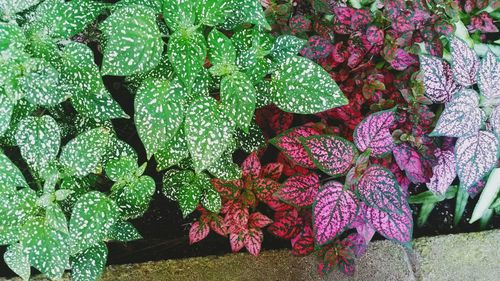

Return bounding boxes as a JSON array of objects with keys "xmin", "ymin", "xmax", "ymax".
[
  {"xmin": 253, "ymin": 178, "xmax": 281, "ymax": 202},
  {"xmin": 209, "ymin": 215, "xmax": 228, "ymax": 236},
  {"xmin": 301, "ymin": 135, "xmax": 357, "ymax": 177},
  {"xmin": 268, "ymin": 209, "xmax": 301, "ymax": 239},
  {"xmin": 260, "ymin": 163, "xmax": 283, "ymax": 181},
  {"xmin": 455, "ymin": 131, "xmax": 499, "ymax": 190},
  {"xmin": 490, "ymin": 105, "xmax": 500, "ymax": 138},
  {"xmin": 354, "ymin": 109, "xmax": 396, "ymax": 158},
  {"xmin": 345, "ymin": 233, "xmax": 367, "ymax": 257},
  {"xmin": 393, "ymin": 144, "xmax": 428, "ymax": 184},
  {"xmin": 366, "ymin": 26, "xmax": 384, "ymax": 45},
  {"xmin": 248, "ymin": 212, "xmax": 273, "ymax": 228},
  {"xmin": 450, "ymin": 37, "xmax": 480, "ymax": 87},
  {"xmin": 357, "ymin": 165, "xmax": 403, "ymax": 213},
  {"xmin": 427, "ymin": 149, "xmax": 456, "ymax": 195},
  {"xmin": 390, "ymin": 49, "xmax": 417, "ymax": 71},
  {"xmin": 189, "ymin": 222, "xmax": 209, "ymax": 244},
  {"xmin": 244, "ymin": 228, "xmax": 263, "ymax": 256},
  {"xmin": 291, "ymin": 225, "xmax": 314, "ymax": 256},
  {"xmin": 242, "ymin": 152, "xmax": 261, "ymax": 179},
  {"xmin": 277, "ymin": 173, "xmax": 320, "ymax": 207},
  {"xmin": 420, "ymin": 55, "xmax": 462, "ymax": 103},
  {"xmin": 313, "ymin": 181, "xmax": 358, "ymax": 245},
  {"xmin": 229, "ymin": 232, "xmax": 245, "ymax": 252},
  {"xmin": 225, "ymin": 207, "xmax": 249, "ymax": 234},
  {"xmin": 431, "ymin": 89, "xmax": 484, "ymax": 138},
  {"xmin": 363, "ymin": 201, "xmax": 413, "ymax": 244},
  {"xmin": 477, "ymin": 51, "xmax": 500, "ymax": 100},
  {"xmin": 270, "ymin": 126, "xmax": 321, "ymax": 168}
]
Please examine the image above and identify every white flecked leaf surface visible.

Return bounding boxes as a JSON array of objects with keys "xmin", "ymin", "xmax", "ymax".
[
  {"xmin": 420, "ymin": 55, "xmax": 461, "ymax": 103},
  {"xmin": 71, "ymin": 242, "xmax": 107, "ymax": 281},
  {"xmin": 478, "ymin": 51, "xmax": 500, "ymax": 100},
  {"xmin": 450, "ymin": 37, "xmax": 480, "ymax": 87}
]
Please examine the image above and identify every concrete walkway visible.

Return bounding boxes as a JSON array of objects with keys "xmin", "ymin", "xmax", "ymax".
[{"xmin": 3, "ymin": 230, "xmax": 499, "ymax": 281}]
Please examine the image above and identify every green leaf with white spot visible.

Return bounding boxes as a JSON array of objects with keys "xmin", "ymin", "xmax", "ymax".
[
  {"xmin": 15, "ymin": 116, "xmax": 60, "ymax": 173},
  {"xmin": 60, "ymin": 128, "xmax": 111, "ymax": 177},
  {"xmin": 62, "ymin": 42, "xmax": 127, "ymax": 120},
  {"xmin": 168, "ymin": 31, "xmax": 207, "ymax": 92},
  {"xmin": 270, "ymin": 35, "xmax": 306, "ymax": 61},
  {"xmin": 0, "ymin": 90, "xmax": 14, "ymax": 136},
  {"xmin": 177, "ymin": 173, "xmax": 208, "ymax": 217},
  {"xmin": 162, "ymin": 169, "xmax": 195, "ymax": 201},
  {"xmin": 111, "ymin": 175, "xmax": 155, "ymax": 219},
  {"xmin": 244, "ymin": 58, "xmax": 271, "ymax": 84},
  {"xmin": 104, "ymin": 137, "xmax": 138, "ymax": 164},
  {"xmin": 20, "ymin": 58, "xmax": 71, "ymax": 106},
  {"xmin": 46, "ymin": 203, "xmax": 68, "ymax": 234},
  {"xmin": 105, "ymin": 156, "xmax": 137, "ymax": 182},
  {"xmin": 208, "ymin": 152, "xmax": 241, "ymax": 181},
  {"xmin": 208, "ymin": 29, "xmax": 236, "ymax": 66},
  {"xmin": 0, "ymin": 188, "xmax": 38, "ymax": 245},
  {"xmin": 71, "ymin": 242, "xmax": 107, "ymax": 281},
  {"xmin": 155, "ymin": 128, "xmax": 190, "ymax": 171},
  {"xmin": 69, "ymin": 191, "xmax": 119, "ymax": 255},
  {"xmin": 0, "ymin": 152, "xmax": 27, "ymax": 189},
  {"xmin": 4, "ymin": 243, "xmax": 30, "ymax": 281},
  {"xmin": 0, "ymin": 0, "xmax": 41, "ymax": 15},
  {"xmin": 201, "ymin": 186, "xmax": 222, "ymax": 213},
  {"xmin": 162, "ymin": 0, "xmax": 197, "ymax": 31},
  {"xmin": 221, "ymin": 72, "xmax": 256, "ymax": 131},
  {"xmin": 101, "ymin": 5, "xmax": 163, "ymax": 76},
  {"xmin": 108, "ymin": 221, "xmax": 142, "ymax": 242},
  {"xmin": 21, "ymin": 218, "xmax": 69, "ymax": 280},
  {"xmin": 55, "ymin": 189, "xmax": 74, "ymax": 201},
  {"xmin": 236, "ymin": 121, "xmax": 265, "ymax": 153},
  {"xmin": 185, "ymin": 96, "xmax": 234, "ymax": 173},
  {"xmin": 49, "ymin": 0, "xmax": 105, "ymax": 39},
  {"xmin": 223, "ymin": 0, "xmax": 270, "ymax": 30},
  {"xmin": 271, "ymin": 56, "xmax": 348, "ymax": 114},
  {"xmin": 198, "ymin": 0, "xmax": 232, "ymax": 26},
  {"xmin": 135, "ymin": 78, "xmax": 186, "ymax": 158}
]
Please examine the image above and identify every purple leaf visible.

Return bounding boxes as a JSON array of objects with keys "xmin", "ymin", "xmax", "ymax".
[
  {"xmin": 241, "ymin": 152, "xmax": 261, "ymax": 179},
  {"xmin": 344, "ymin": 233, "xmax": 367, "ymax": 257},
  {"xmin": 431, "ymin": 89, "xmax": 484, "ymax": 138},
  {"xmin": 189, "ymin": 222, "xmax": 209, "ymax": 244},
  {"xmin": 490, "ymin": 105, "xmax": 500, "ymax": 138},
  {"xmin": 354, "ymin": 109, "xmax": 395, "ymax": 158},
  {"xmin": 393, "ymin": 144, "xmax": 428, "ymax": 184},
  {"xmin": 420, "ymin": 55, "xmax": 462, "ymax": 103},
  {"xmin": 455, "ymin": 131, "xmax": 499, "ymax": 190},
  {"xmin": 363, "ymin": 201, "xmax": 413, "ymax": 244},
  {"xmin": 477, "ymin": 51, "xmax": 500, "ymax": 100},
  {"xmin": 301, "ymin": 135, "xmax": 357, "ymax": 177},
  {"xmin": 270, "ymin": 126, "xmax": 321, "ymax": 168},
  {"xmin": 366, "ymin": 25, "xmax": 384, "ymax": 45},
  {"xmin": 278, "ymin": 173, "xmax": 320, "ymax": 207},
  {"xmin": 427, "ymin": 149, "xmax": 456, "ymax": 195},
  {"xmin": 450, "ymin": 37, "xmax": 480, "ymax": 87},
  {"xmin": 390, "ymin": 49, "xmax": 417, "ymax": 71},
  {"xmin": 357, "ymin": 165, "xmax": 403, "ymax": 213},
  {"xmin": 313, "ymin": 181, "xmax": 358, "ymax": 245}
]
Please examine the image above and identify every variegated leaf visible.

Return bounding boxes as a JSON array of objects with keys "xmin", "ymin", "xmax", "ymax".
[
  {"xmin": 450, "ymin": 37, "xmax": 480, "ymax": 87},
  {"xmin": 420, "ymin": 55, "xmax": 461, "ymax": 103},
  {"xmin": 363, "ymin": 201, "xmax": 413, "ymax": 243},
  {"xmin": 478, "ymin": 51, "xmax": 500, "ymax": 100},
  {"xmin": 270, "ymin": 126, "xmax": 321, "ymax": 168},
  {"xmin": 278, "ymin": 173, "xmax": 320, "ymax": 207},
  {"xmin": 354, "ymin": 109, "xmax": 395, "ymax": 157},
  {"xmin": 427, "ymin": 149, "xmax": 456, "ymax": 195},
  {"xmin": 189, "ymin": 221, "xmax": 210, "ymax": 244},
  {"xmin": 357, "ymin": 165, "xmax": 403, "ymax": 213}
]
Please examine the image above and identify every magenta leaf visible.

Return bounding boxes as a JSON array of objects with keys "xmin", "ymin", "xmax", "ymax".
[
  {"xmin": 253, "ymin": 178, "xmax": 281, "ymax": 202},
  {"xmin": 248, "ymin": 212, "xmax": 273, "ymax": 228},
  {"xmin": 244, "ymin": 228, "xmax": 263, "ymax": 256},
  {"xmin": 313, "ymin": 181, "xmax": 358, "ymax": 245},
  {"xmin": 363, "ymin": 201, "xmax": 413, "ymax": 244},
  {"xmin": 430, "ymin": 89, "xmax": 483, "ymax": 138},
  {"xmin": 344, "ymin": 233, "xmax": 367, "ymax": 257},
  {"xmin": 490, "ymin": 106, "xmax": 500, "ymax": 138},
  {"xmin": 189, "ymin": 221, "xmax": 209, "ymax": 244},
  {"xmin": 260, "ymin": 163, "xmax": 283, "ymax": 181},
  {"xmin": 268, "ymin": 209, "xmax": 301, "ymax": 239},
  {"xmin": 270, "ymin": 126, "xmax": 321, "ymax": 168},
  {"xmin": 278, "ymin": 173, "xmax": 320, "ymax": 207},
  {"xmin": 291, "ymin": 225, "xmax": 314, "ymax": 256},
  {"xmin": 427, "ymin": 149, "xmax": 456, "ymax": 195},
  {"xmin": 450, "ymin": 37, "xmax": 480, "ymax": 87},
  {"xmin": 455, "ymin": 131, "xmax": 499, "ymax": 190},
  {"xmin": 420, "ymin": 55, "xmax": 462, "ymax": 103},
  {"xmin": 390, "ymin": 49, "xmax": 417, "ymax": 71},
  {"xmin": 477, "ymin": 51, "xmax": 500, "ymax": 100},
  {"xmin": 366, "ymin": 25, "xmax": 384, "ymax": 45},
  {"xmin": 209, "ymin": 215, "xmax": 228, "ymax": 236},
  {"xmin": 354, "ymin": 109, "xmax": 395, "ymax": 157},
  {"xmin": 357, "ymin": 165, "xmax": 403, "ymax": 213},
  {"xmin": 393, "ymin": 144, "xmax": 428, "ymax": 184},
  {"xmin": 241, "ymin": 152, "xmax": 261, "ymax": 179},
  {"xmin": 301, "ymin": 135, "xmax": 357, "ymax": 177},
  {"xmin": 229, "ymin": 232, "xmax": 245, "ymax": 252}
]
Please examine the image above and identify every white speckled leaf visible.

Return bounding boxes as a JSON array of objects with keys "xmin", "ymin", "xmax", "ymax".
[
  {"xmin": 222, "ymin": 0, "xmax": 271, "ymax": 30},
  {"xmin": 101, "ymin": 5, "xmax": 163, "ymax": 76},
  {"xmin": 201, "ymin": 186, "xmax": 222, "ymax": 213},
  {"xmin": 135, "ymin": 78, "xmax": 186, "ymax": 158},
  {"xmin": 162, "ymin": 169, "xmax": 195, "ymax": 201},
  {"xmin": 271, "ymin": 56, "xmax": 347, "ymax": 114},
  {"xmin": 48, "ymin": 0, "xmax": 105, "ymax": 39},
  {"xmin": 450, "ymin": 37, "xmax": 480, "ymax": 87},
  {"xmin": 62, "ymin": 42, "xmax": 127, "ymax": 120},
  {"xmin": 45, "ymin": 203, "xmax": 68, "ymax": 234},
  {"xmin": 105, "ymin": 156, "xmax": 137, "ymax": 182},
  {"xmin": 177, "ymin": 173, "xmax": 206, "ymax": 217},
  {"xmin": 108, "ymin": 221, "xmax": 142, "ymax": 242},
  {"xmin": 155, "ymin": 128, "xmax": 190, "ymax": 171},
  {"xmin": 162, "ymin": 0, "xmax": 196, "ymax": 31},
  {"xmin": 168, "ymin": 31, "xmax": 207, "ymax": 92},
  {"xmin": 0, "ymin": 152, "xmax": 27, "ymax": 189},
  {"xmin": 431, "ymin": 89, "xmax": 483, "ymax": 137},
  {"xmin": 0, "ymin": 91, "xmax": 13, "ymax": 136},
  {"xmin": 0, "ymin": 0, "xmax": 41, "ymax": 15},
  {"xmin": 4, "ymin": 243, "xmax": 30, "ymax": 281},
  {"xmin": 21, "ymin": 218, "xmax": 69, "ymax": 280},
  {"xmin": 477, "ymin": 51, "xmax": 500, "ymax": 100},
  {"xmin": 15, "ymin": 116, "xmax": 60, "ymax": 173},
  {"xmin": 185, "ymin": 96, "xmax": 234, "ymax": 173},
  {"xmin": 111, "ymin": 175, "xmax": 155, "ymax": 219},
  {"xmin": 455, "ymin": 131, "xmax": 499, "ymax": 190},
  {"xmin": 221, "ymin": 72, "xmax": 256, "ymax": 131},
  {"xmin": 69, "ymin": 191, "xmax": 119, "ymax": 255},
  {"xmin": 420, "ymin": 55, "xmax": 461, "ymax": 103},
  {"xmin": 71, "ymin": 242, "xmax": 107, "ymax": 281},
  {"xmin": 198, "ymin": 0, "xmax": 232, "ymax": 26},
  {"xmin": 207, "ymin": 151, "xmax": 242, "ymax": 181},
  {"xmin": 208, "ymin": 29, "xmax": 236, "ymax": 66},
  {"xmin": 0, "ymin": 188, "xmax": 37, "ymax": 245},
  {"xmin": 20, "ymin": 58, "xmax": 71, "ymax": 106},
  {"xmin": 427, "ymin": 149, "xmax": 456, "ymax": 195},
  {"xmin": 60, "ymin": 128, "xmax": 111, "ymax": 177},
  {"xmin": 490, "ymin": 105, "xmax": 500, "ymax": 138},
  {"xmin": 270, "ymin": 35, "xmax": 305, "ymax": 61}
]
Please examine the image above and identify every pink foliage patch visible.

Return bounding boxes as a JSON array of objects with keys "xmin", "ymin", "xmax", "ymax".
[
  {"xmin": 390, "ymin": 49, "xmax": 417, "ymax": 71},
  {"xmin": 189, "ymin": 221, "xmax": 210, "ymax": 244},
  {"xmin": 270, "ymin": 126, "xmax": 321, "ymax": 168},
  {"xmin": 253, "ymin": 178, "xmax": 281, "ymax": 202},
  {"xmin": 260, "ymin": 163, "xmax": 284, "ymax": 181},
  {"xmin": 393, "ymin": 144, "xmax": 428, "ymax": 184},
  {"xmin": 301, "ymin": 135, "xmax": 357, "ymax": 177},
  {"xmin": 278, "ymin": 173, "xmax": 320, "ymax": 207},
  {"xmin": 248, "ymin": 212, "xmax": 273, "ymax": 228},
  {"xmin": 268, "ymin": 209, "xmax": 301, "ymax": 239},
  {"xmin": 244, "ymin": 228, "xmax": 264, "ymax": 256},
  {"xmin": 291, "ymin": 225, "xmax": 314, "ymax": 256},
  {"xmin": 450, "ymin": 37, "xmax": 480, "ymax": 87},
  {"xmin": 357, "ymin": 165, "xmax": 403, "ymax": 213},
  {"xmin": 313, "ymin": 181, "xmax": 358, "ymax": 245},
  {"xmin": 363, "ymin": 202, "xmax": 413, "ymax": 243},
  {"xmin": 420, "ymin": 55, "xmax": 461, "ymax": 103},
  {"xmin": 428, "ymin": 149, "xmax": 456, "ymax": 195},
  {"xmin": 354, "ymin": 109, "xmax": 395, "ymax": 157},
  {"xmin": 242, "ymin": 152, "xmax": 261, "ymax": 179}
]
